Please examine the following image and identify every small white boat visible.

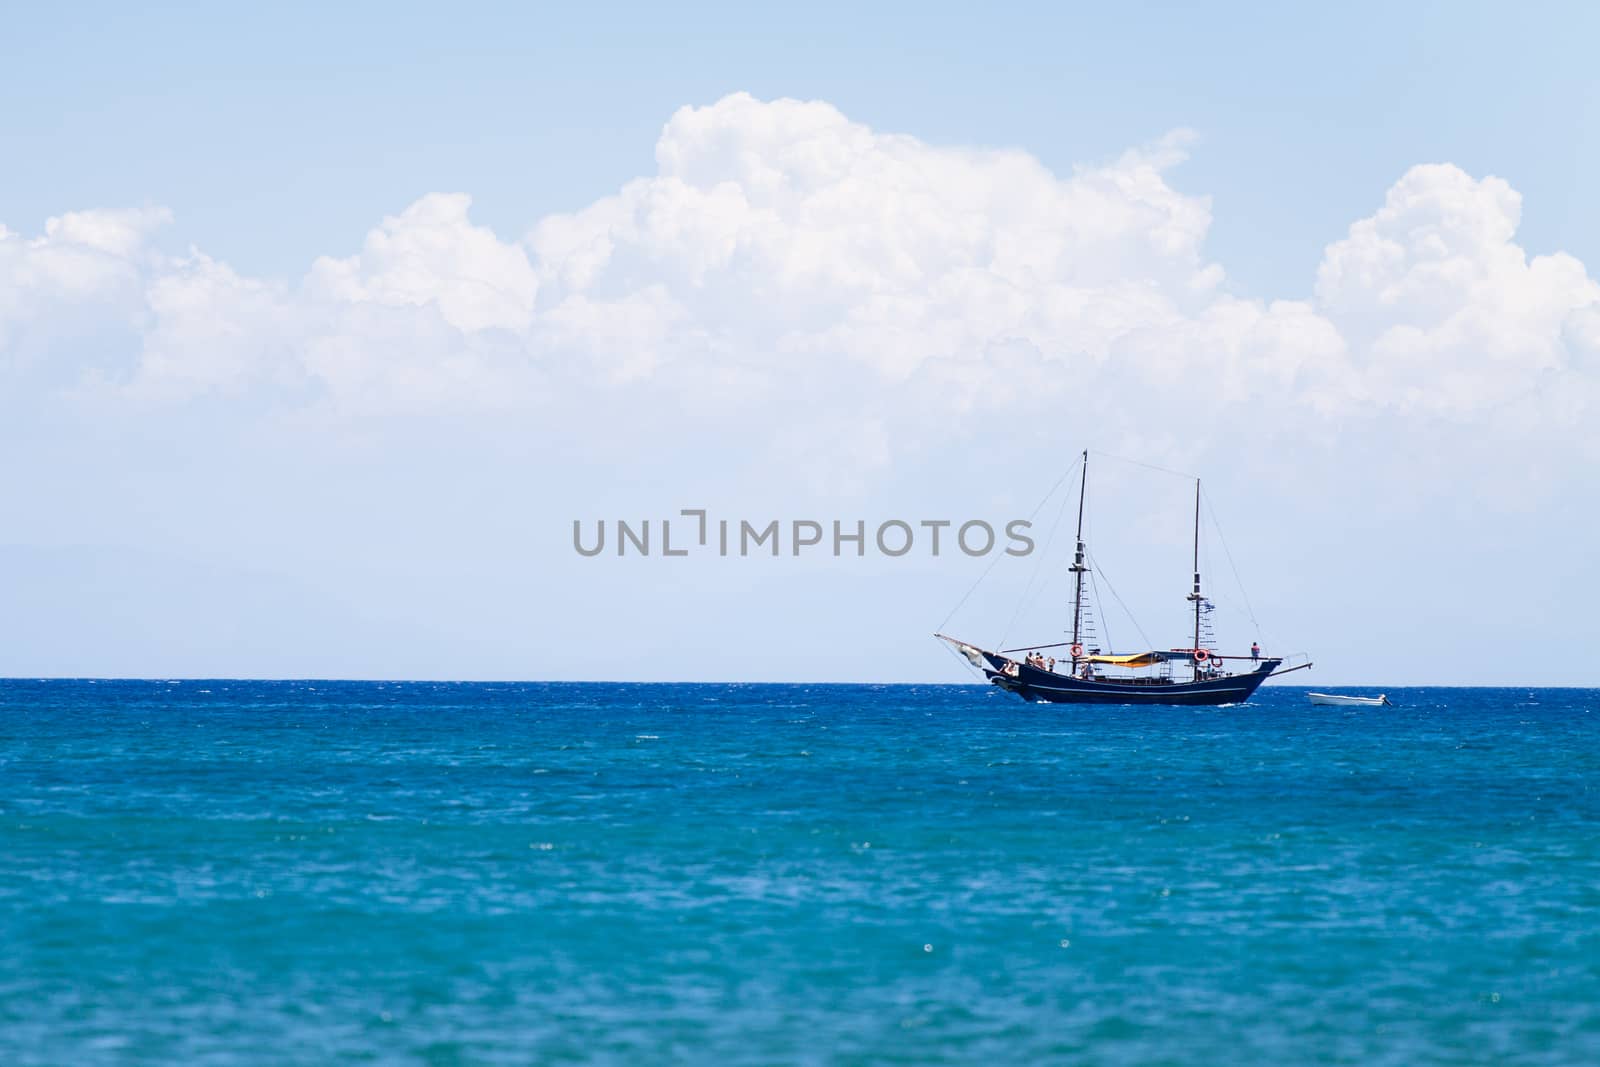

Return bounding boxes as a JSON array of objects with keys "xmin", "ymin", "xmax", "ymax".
[{"xmin": 1307, "ymin": 692, "xmax": 1390, "ymax": 707}]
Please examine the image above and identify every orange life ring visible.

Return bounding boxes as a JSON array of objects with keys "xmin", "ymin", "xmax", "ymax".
[
  {"xmin": 1193, "ymin": 649, "xmax": 1209, "ymax": 663},
  {"xmin": 1070, "ymin": 644, "xmax": 1085, "ymax": 658}
]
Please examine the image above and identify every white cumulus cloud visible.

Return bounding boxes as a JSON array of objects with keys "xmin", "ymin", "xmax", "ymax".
[
  {"xmin": 1315, "ymin": 163, "xmax": 1599, "ymax": 416},
  {"xmin": 0, "ymin": 94, "xmax": 1595, "ymax": 473},
  {"xmin": 0, "ymin": 206, "xmax": 170, "ymax": 362},
  {"xmin": 529, "ymin": 95, "xmax": 1223, "ymax": 387},
  {"xmin": 309, "ymin": 193, "xmax": 538, "ymax": 333}
]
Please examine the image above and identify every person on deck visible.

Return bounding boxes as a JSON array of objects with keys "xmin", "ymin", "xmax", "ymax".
[{"xmin": 1251, "ymin": 641, "xmax": 1261, "ymax": 662}]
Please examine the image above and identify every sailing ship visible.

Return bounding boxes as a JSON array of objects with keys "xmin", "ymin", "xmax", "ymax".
[
  {"xmin": 1307, "ymin": 692, "xmax": 1389, "ymax": 707},
  {"xmin": 937, "ymin": 451, "xmax": 1310, "ymax": 706}
]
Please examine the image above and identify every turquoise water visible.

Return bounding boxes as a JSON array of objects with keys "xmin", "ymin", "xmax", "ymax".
[{"xmin": 2, "ymin": 680, "xmax": 1597, "ymax": 1065}]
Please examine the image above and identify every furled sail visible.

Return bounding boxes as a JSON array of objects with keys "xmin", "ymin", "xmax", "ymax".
[{"xmin": 1085, "ymin": 652, "xmax": 1168, "ymax": 668}]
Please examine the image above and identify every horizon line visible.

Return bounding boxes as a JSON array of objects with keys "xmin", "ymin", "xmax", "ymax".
[{"xmin": 0, "ymin": 676, "xmax": 1595, "ymax": 690}]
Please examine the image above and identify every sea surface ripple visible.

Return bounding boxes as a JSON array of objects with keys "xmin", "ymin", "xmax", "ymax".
[{"xmin": 1, "ymin": 680, "xmax": 1597, "ymax": 1065}]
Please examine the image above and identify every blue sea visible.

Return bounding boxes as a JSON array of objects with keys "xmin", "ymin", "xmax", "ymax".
[{"xmin": 1, "ymin": 680, "xmax": 1596, "ymax": 1065}]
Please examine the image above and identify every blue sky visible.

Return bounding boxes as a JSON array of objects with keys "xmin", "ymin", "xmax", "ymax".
[
  {"xmin": 2, "ymin": 2, "xmax": 1597, "ymax": 683},
  {"xmin": 9, "ymin": 2, "xmax": 1597, "ymax": 292}
]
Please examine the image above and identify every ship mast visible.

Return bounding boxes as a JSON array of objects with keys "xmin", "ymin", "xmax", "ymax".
[
  {"xmin": 1187, "ymin": 477, "xmax": 1202, "ymax": 681},
  {"xmin": 1070, "ymin": 450, "xmax": 1089, "ymax": 671}
]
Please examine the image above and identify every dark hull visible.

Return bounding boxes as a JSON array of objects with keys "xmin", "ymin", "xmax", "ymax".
[{"xmin": 984, "ymin": 655, "xmax": 1281, "ymax": 706}]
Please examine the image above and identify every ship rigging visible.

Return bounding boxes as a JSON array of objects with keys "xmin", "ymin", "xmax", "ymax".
[{"xmin": 937, "ymin": 450, "xmax": 1311, "ymax": 705}]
